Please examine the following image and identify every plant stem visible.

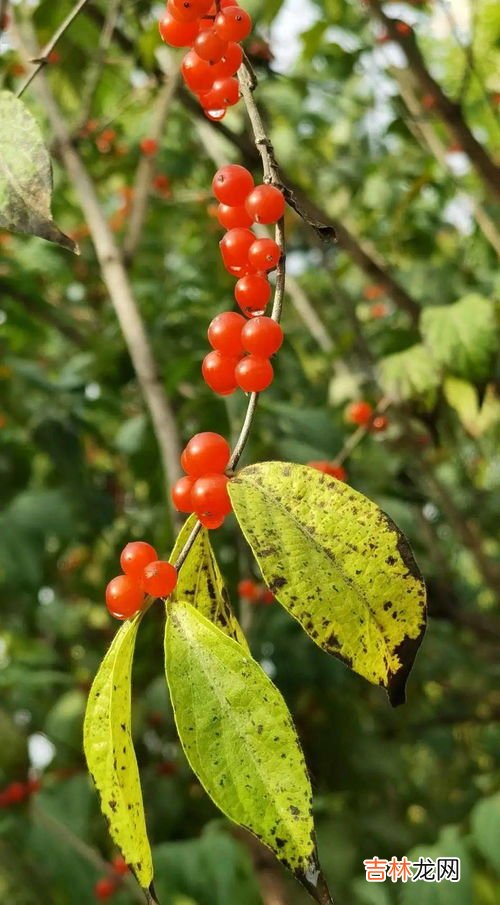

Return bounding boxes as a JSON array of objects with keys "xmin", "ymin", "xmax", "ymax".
[{"xmin": 17, "ymin": 0, "xmax": 92, "ymax": 98}]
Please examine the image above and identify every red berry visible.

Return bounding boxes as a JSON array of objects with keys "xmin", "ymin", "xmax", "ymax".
[
  {"xmin": 211, "ymin": 42, "xmax": 243, "ymax": 79},
  {"xmin": 204, "ymin": 76, "xmax": 240, "ymax": 108},
  {"xmin": 142, "ymin": 561, "xmax": 178, "ymax": 598},
  {"xmin": 214, "ymin": 6, "xmax": 252, "ymax": 42},
  {"xmin": 248, "ymin": 237, "xmax": 281, "ymax": 272},
  {"xmin": 181, "ymin": 50, "xmax": 215, "ymax": 92},
  {"xmin": 238, "ymin": 578, "xmax": 259, "ymax": 600},
  {"xmin": 212, "ymin": 164, "xmax": 254, "ymax": 205},
  {"xmin": 220, "ymin": 227, "xmax": 255, "ymax": 268},
  {"xmin": 245, "ymin": 185, "xmax": 285, "ymax": 224},
  {"xmin": 308, "ymin": 461, "xmax": 347, "ymax": 481},
  {"xmin": 194, "ymin": 28, "xmax": 228, "ymax": 62},
  {"xmin": 106, "ymin": 575, "xmax": 145, "ymax": 620},
  {"xmin": 217, "ymin": 203, "xmax": 254, "ymax": 230},
  {"xmin": 94, "ymin": 877, "xmax": 117, "ymax": 900},
  {"xmin": 5, "ymin": 782, "xmax": 27, "ymax": 804},
  {"xmin": 169, "ymin": 0, "xmax": 205, "ymax": 22},
  {"xmin": 183, "ymin": 432, "xmax": 231, "ymax": 477},
  {"xmin": 120, "ymin": 542, "xmax": 158, "ymax": 579},
  {"xmin": 172, "ymin": 476, "xmax": 196, "ymax": 512},
  {"xmin": 241, "ymin": 317, "xmax": 283, "ymax": 357},
  {"xmin": 235, "ymin": 273, "xmax": 271, "ymax": 315},
  {"xmin": 371, "ymin": 415, "xmax": 389, "ymax": 433},
  {"xmin": 260, "ymin": 588, "xmax": 275, "ymax": 604},
  {"xmin": 112, "ymin": 855, "xmax": 129, "ymax": 876},
  {"xmin": 202, "ymin": 351, "xmax": 239, "ymax": 395},
  {"xmin": 140, "ymin": 137, "xmax": 158, "ymax": 156},
  {"xmin": 235, "ymin": 356, "xmax": 274, "ymax": 393},
  {"xmin": 159, "ymin": 11, "xmax": 199, "ymax": 46},
  {"xmin": 199, "ymin": 513, "xmax": 226, "ymax": 529},
  {"xmin": 192, "ymin": 474, "xmax": 232, "ymax": 517},
  {"xmin": 208, "ymin": 311, "xmax": 245, "ymax": 356},
  {"xmin": 345, "ymin": 401, "xmax": 374, "ymax": 426},
  {"xmin": 205, "ymin": 108, "xmax": 227, "ymax": 121}
]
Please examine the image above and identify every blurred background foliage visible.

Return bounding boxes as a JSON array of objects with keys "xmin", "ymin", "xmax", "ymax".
[{"xmin": 0, "ymin": 0, "xmax": 499, "ymax": 903}]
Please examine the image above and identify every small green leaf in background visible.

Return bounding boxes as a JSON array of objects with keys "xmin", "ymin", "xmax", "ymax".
[
  {"xmin": 165, "ymin": 602, "xmax": 333, "ymax": 903},
  {"xmin": 83, "ymin": 616, "xmax": 153, "ymax": 891},
  {"xmin": 0, "ymin": 91, "xmax": 77, "ymax": 253},
  {"xmin": 169, "ymin": 514, "xmax": 249, "ymax": 650},
  {"xmin": 378, "ymin": 343, "xmax": 441, "ymax": 408},
  {"xmin": 470, "ymin": 793, "xmax": 500, "ymax": 874},
  {"xmin": 402, "ymin": 826, "xmax": 472, "ymax": 905},
  {"xmin": 443, "ymin": 377, "xmax": 500, "ymax": 437},
  {"xmin": 229, "ymin": 463, "xmax": 427, "ymax": 706},
  {"xmin": 421, "ymin": 294, "xmax": 497, "ymax": 383}
]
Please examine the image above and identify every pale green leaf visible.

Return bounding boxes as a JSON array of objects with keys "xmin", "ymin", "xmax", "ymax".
[
  {"xmin": 169, "ymin": 514, "xmax": 248, "ymax": 650},
  {"xmin": 229, "ymin": 463, "xmax": 426, "ymax": 706},
  {"xmin": 444, "ymin": 377, "xmax": 500, "ymax": 437},
  {"xmin": 378, "ymin": 343, "xmax": 441, "ymax": 408},
  {"xmin": 0, "ymin": 91, "xmax": 77, "ymax": 253},
  {"xmin": 83, "ymin": 616, "xmax": 153, "ymax": 891},
  {"xmin": 421, "ymin": 294, "xmax": 497, "ymax": 382},
  {"xmin": 471, "ymin": 793, "xmax": 500, "ymax": 873},
  {"xmin": 165, "ymin": 602, "xmax": 333, "ymax": 903}
]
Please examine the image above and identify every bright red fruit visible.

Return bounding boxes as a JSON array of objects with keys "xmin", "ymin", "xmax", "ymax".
[
  {"xmin": 94, "ymin": 878, "xmax": 117, "ymax": 900},
  {"xmin": 345, "ymin": 401, "xmax": 374, "ymax": 426},
  {"xmin": 241, "ymin": 317, "xmax": 283, "ymax": 357},
  {"xmin": 214, "ymin": 6, "xmax": 252, "ymax": 42},
  {"xmin": 245, "ymin": 185, "xmax": 285, "ymax": 224},
  {"xmin": 168, "ymin": 0, "xmax": 200, "ymax": 22},
  {"xmin": 211, "ymin": 42, "xmax": 243, "ymax": 79},
  {"xmin": 308, "ymin": 461, "xmax": 347, "ymax": 481},
  {"xmin": 202, "ymin": 351, "xmax": 239, "ymax": 395},
  {"xmin": 248, "ymin": 237, "xmax": 281, "ymax": 272},
  {"xmin": 142, "ymin": 561, "xmax": 178, "ymax": 598},
  {"xmin": 192, "ymin": 474, "xmax": 232, "ymax": 517},
  {"xmin": 120, "ymin": 541, "xmax": 158, "ymax": 579},
  {"xmin": 260, "ymin": 588, "xmax": 275, "ymax": 604},
  {"xmin": 171, "ymin": 476, "xmax": 196, "ymax": 512},
  {"xmin": 194, "ymin": 28, "xmax": 228, "ymax": 62},
  {"xmin": 140, "ymin": 137, "xmax": 159, "ymax": 156},
  {"xmin": 208, "ymin": 311, "xmax": 245, "ymax": 356},
  {"xmin": 112, "ymin": 855, "xmax": 129, "ymax": 876},
  {"xmin": 106, "ymin": 576, "xmax": 145, "ymax": 620},
  {"xmin": 205, "ymin": 77, "xmax": 240, "ymax": 108},
  {"xmin": 199, "ymin": 513, "xmax": 225, "ymax": 529},
  {"xmin": 235, "ymin": 356, "xmax": 274, "ymax": 392},
  {"xmin": 212, "ymin": 164, "xmax": 254, "ymax": 205},
  {"xmin": 181, "ymin": 51, "xmax": 215, "ymax": 92},
  {"xmin": 217, "ymin": 203, "xmax": 254, "ymax": 229},
  {"xmin": 220, "ymin": 227, "xmax": 255, "ymax": 268},
  {"xmin": 238, "ymin": 578, "xmax": 259, "ymax": 600},
  {"xmin": 235, "ymin": 273, "xmax": 271, "ymax": 315},
  {"xmin": 159, "ymin": 11, "xmax": 199, "ymax": 46},
  {"xmin": 183, "ymin": 432, "xmax": 231, "ymax": 477}
]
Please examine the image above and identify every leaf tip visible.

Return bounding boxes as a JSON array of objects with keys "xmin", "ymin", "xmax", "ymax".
[{"xmin": 297, "ymin": 856, "xmax": 335, "ymax": 905}]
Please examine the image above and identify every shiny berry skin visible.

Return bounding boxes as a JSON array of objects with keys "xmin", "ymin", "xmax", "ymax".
[
  {"xmin": 106, "ymin": 575, "xmax": 145, "ymax": 620},
  {"xmin": 248, "ymin": 237, "xmax": 281, "ymax": 272},
  {"xmin": 241, "ymin": 317, "xmax": 283, "ymax": 357},
  {"xmin": 245, "ymin": 185, "xmax": 285, "ymax": 224},
  {"xmin": 199, "ymin": 513, "xmax": 225, "ymax": 529},
  {"xmin": 158, "ymin": 11, "xmax": 199, "ymax": 46},
  {"xmin": 168, "ymin": 0, "xmax": 201, "ymax": 22},
  {"xmin": 194, "ymin": 28, "xmax": 228, "ymax": 63},
  {"xmin": 371, "ymin": 415, "xmax": 388, "ymax": 433},
  {"xmin": 345, "ymin": 401, "xmax": 374, "ymax": 426},
  {"xmin": 212, "ymin": 164, "xmax": 254, "ymax": 205},
  {"xmin": 181, "ymin": 51, "xmax": 215, "ymax": 92},
  {"xmin": 205, "ymin": 76, "xmax": 240, "ymax": 108},
  {"xmin": 217, "ymin": 203, "xmax": 253, "ymax": 229},
  {"xmin": 235, "ymin": 356, "xmax": 274, "ymax": 393},
  {"xmin": 202, "ymin": 351, "xmax": 239, "ymax": 395},
  {"xmin": 308, "ymin": 461, "xmax": 347, "ymax": 481},
  {"xmin": 183, "ymin": 432, "xmax": 231, "ymax": 477},
  {"xmin": 205, "ymin": 108, "xmax": 227, "ymax": 122},
  {"xmin": 220, "ymin": 227, "xmax": 255, "ymax": 268},
  {"xmin": 140, "ymin": 137, "xmax": 158, "ymax": 156},
  {"xmin": 171, "ymin": 476, "xmax": 196, "ymax": 512},
  {"xmin": 120, "ymin": 541, "xmax": 158, "ymax": 579},
  {"xmin": 192, "ymin": 474, "xmax": 232, "ymax": 517},
  {"xmin": 235, "ymin": 273, "xmax": 271, "ymax": 315},
  {"xmin": 112, "ymin": 855, "xmax": 129, "ymax": 876},
  {"xmin": 238, "ymin": 578, "xmax": 259, "ymax": 600},
  {"xmin": 208, "ymin": 311, "xmax": 245, "ymax": 356},
  {"xmin": 214, "ymin": 6, "xmax": 252, "ymax": 42},
  {"xmin": 94, "ymin": 877, "xmax": 117, "ymax": 900},
  {"xmin": 211, "ymin": 42, "xmax": 243, "ymax": 79},
  {"xmin": 142, "ymin": 561, "xmax": 178, "ymax": 598}
]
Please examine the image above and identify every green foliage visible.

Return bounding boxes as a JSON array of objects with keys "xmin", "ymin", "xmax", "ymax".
[{"xmin": 420, "ymin": 295, "xmax": 497, "ymax": 383}]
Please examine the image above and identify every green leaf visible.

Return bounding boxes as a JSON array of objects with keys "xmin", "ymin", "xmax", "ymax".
[
  {"xmin": 165, "ymin": 602, "xmax": 333, "ymax": 904},
  {"xmin": 471, "ymin": 793, "xmax": 500, "ymax": 874},
  {"xmin": 0, "ymin": 91, "xmax": 77, "ymax": 253},
  {"xmin": 83, "ymin": 616, "xmax": 153, "ymax": 892},
  {"xmin": 169, "ymin": 514, "xmax": 249, "ymax": 650},
  {"xmin": 229, "ymin": 463, "xmax": 426, "ymax": 706},
  {"xmin": 443, "ymin": 377, "xmax": 500, "ymax": 437},
  {"xmin": 421, "ymin": 294, "xmax": 497, "ymax": 383},
  {"xmin": 402, "ymin": 826, "xmax": 472, "ymax": 905},
  {"xmin": 378, "ymin": 343, "xmax": 441, "ymax": 408}
]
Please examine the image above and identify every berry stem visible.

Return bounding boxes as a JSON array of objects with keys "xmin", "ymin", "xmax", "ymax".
[{"xmin": 17, "ymin": 0, "xmax": 92, "ymax": 98}]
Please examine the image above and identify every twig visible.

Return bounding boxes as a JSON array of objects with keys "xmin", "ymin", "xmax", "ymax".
[
  {"xmin": 123, "ymin": 70, "xmax": 180, "ymax": 263},
  {"xmin": 17, "ymin": 0, "xmax": 92, "ymax": 98}
]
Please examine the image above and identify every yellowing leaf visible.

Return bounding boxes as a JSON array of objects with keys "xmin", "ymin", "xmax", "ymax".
[
  {"xmin": 84, "ymin": 616, "xmax": 153, "ymax": 891},
  {"xmin": 229, "ymin": 463, "xmax": 426, "ymax": 707},
  {"xmin": 169, "ymin": 514, "xmax": 248, "ymax": 650},
  {"xmin": 0, "ymin": 91, "xmax": 78, "ymax": 253},
  {"xmin": 165, "ymin": 602, "xmax": 333, "ymax": 904}
]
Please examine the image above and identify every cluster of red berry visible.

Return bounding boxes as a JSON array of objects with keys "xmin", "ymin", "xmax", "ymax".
[
  {"xmin": 159, "ymin": 0, "xmax": 252, "ymax": 121},
  {"xmin": 106, "ymin": 542, "xmax": 178, "ymax": 621},
  {"xmin": 94, "ymin": 856, "xmax": 129, "ymax": 901},
  {"xmin": 0, "ymin": 777, "xmax": 41, "ymax": 808},
  {"xmin": 203, "ymin": 164, "xmax": 284, "ymax": 395},
  {"xmin": 238, "ymin": 578, "xmax": 274, "ymax": 605},
  {"xmin": 171, "ymin": 432, "xmax": 233, "ymax": 527}
]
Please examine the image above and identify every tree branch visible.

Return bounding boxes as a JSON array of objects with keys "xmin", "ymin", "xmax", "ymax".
[
  {"xmin": 17, "ymin": 0, "xmax": 92, "ymax": 99},
  {"xmin": 366, "ymin": 0, "xmax": 500, "ymax": 199}
]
